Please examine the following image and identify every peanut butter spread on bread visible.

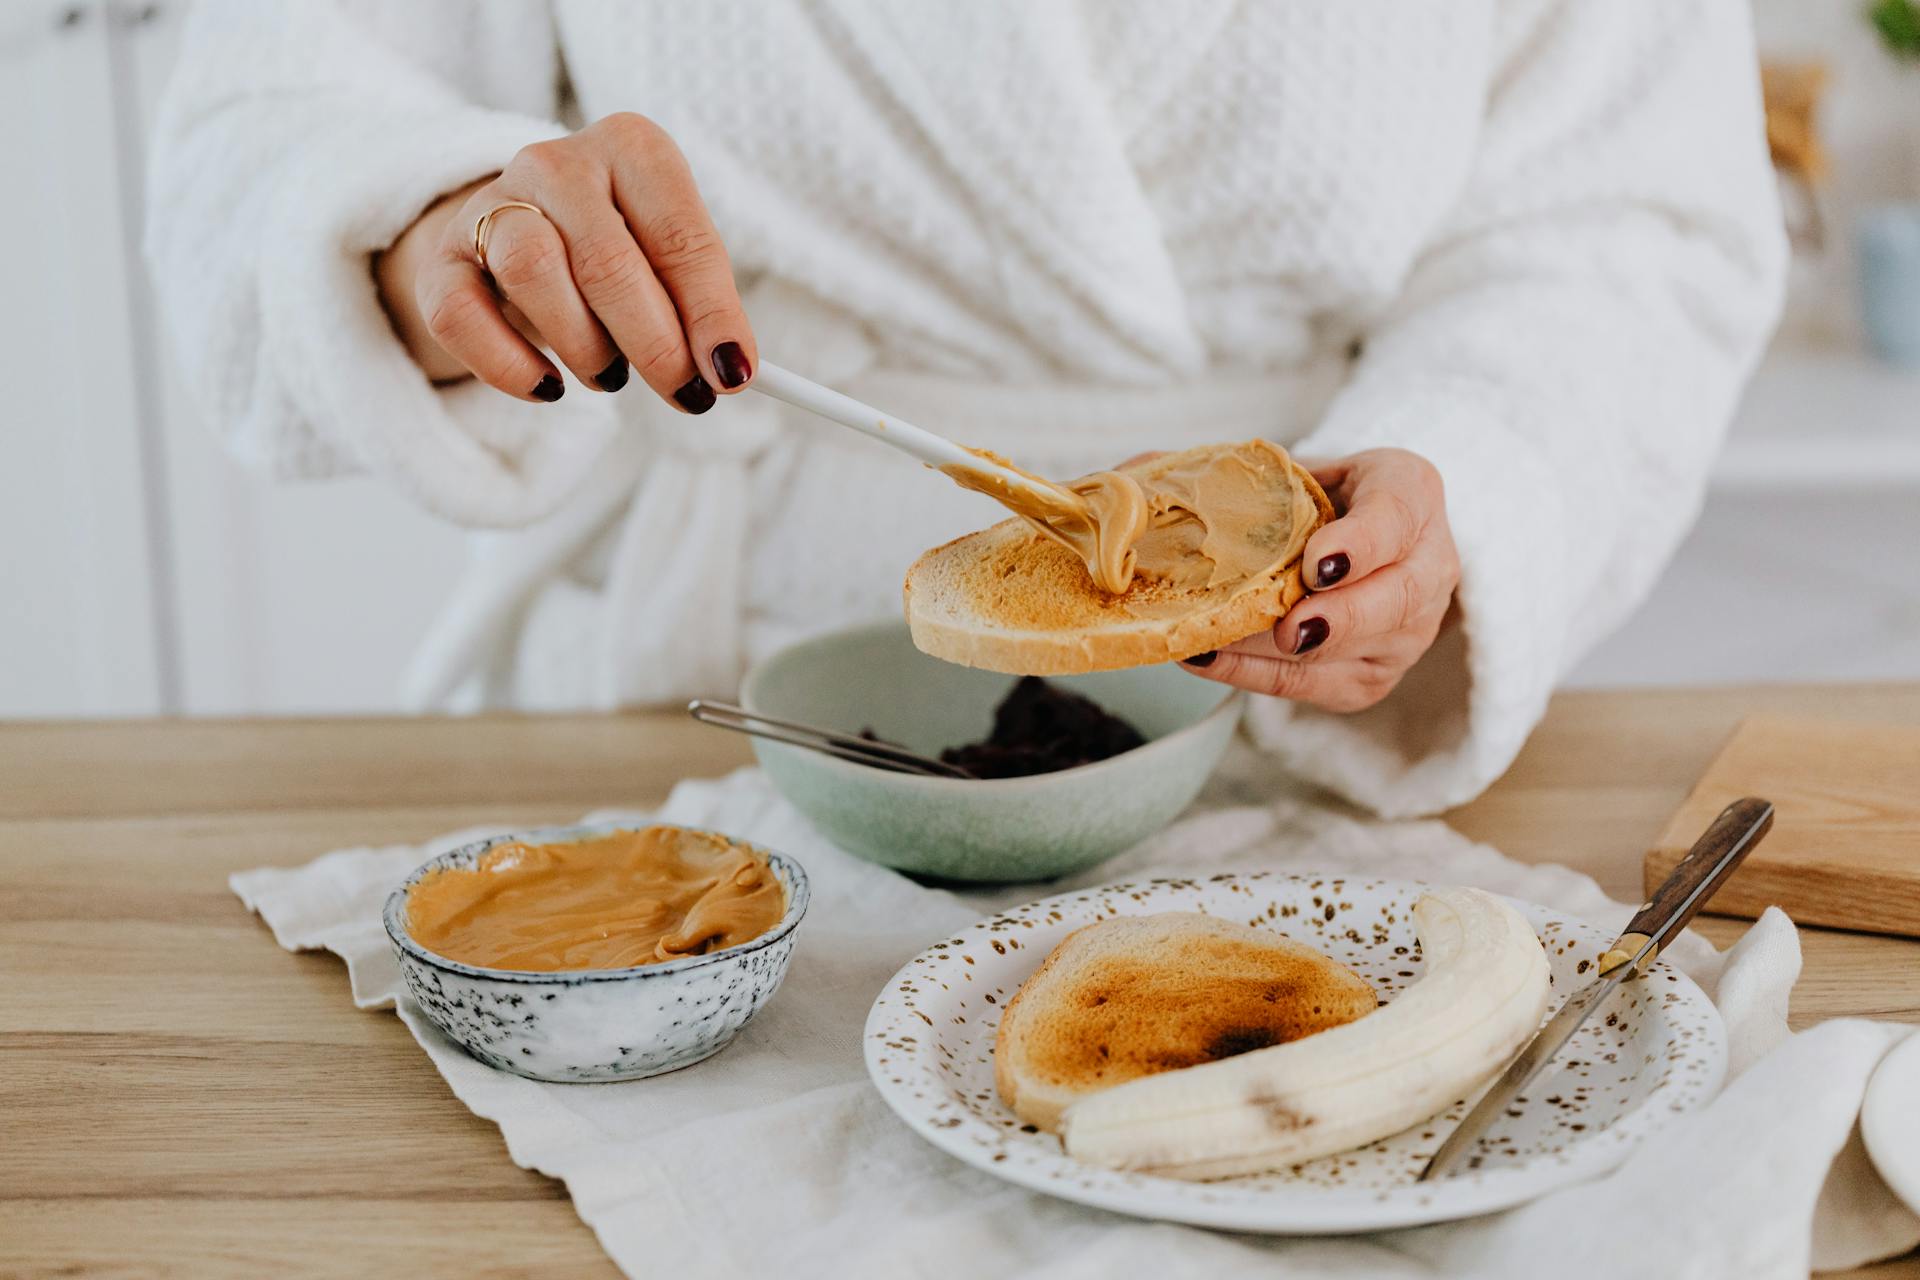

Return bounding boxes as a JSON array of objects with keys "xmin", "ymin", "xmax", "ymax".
[
  {"xmin": 405, "ymin": 827, "xmax": 784, "ymax": 972},
  {"xmin": 941, "ymin": 440, "xmax": 1311, "ymax": 597},
  {"xmin": 941, "ymin": 451, "xmax": 1148, "ymax": 594}
]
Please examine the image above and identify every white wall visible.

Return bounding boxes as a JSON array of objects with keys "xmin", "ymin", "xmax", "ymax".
[
  {"xmin": 2, "ymin": 0, "xmax": 464, "ymax": 717},
  {"xmin": 1569, "ymin": 2, "xmax": 1920, "ymax": 689},
  {"xmin": 1750, "ymin": 0, "xmax": 1920, "ymax": 346},
  {"xmin": 1, "ymin": 1, "xmax": 164, "ymax": 716},
  {"xmin": 1, "ymin": 1, "xmax": 1916, "ymax": 718}
]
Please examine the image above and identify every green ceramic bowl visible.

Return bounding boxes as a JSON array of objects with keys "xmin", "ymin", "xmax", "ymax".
[{"xmin": 738, "ymin": 621, "xmax": 1242, "ymax": 882}]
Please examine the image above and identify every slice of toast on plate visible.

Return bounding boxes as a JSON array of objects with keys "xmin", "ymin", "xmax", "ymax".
[{"xmin": 994, "ymin": 912, "xmax": 1377, "ymax": 1132}]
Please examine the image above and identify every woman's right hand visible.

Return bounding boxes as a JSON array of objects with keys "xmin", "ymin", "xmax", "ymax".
[{"xmin": 375, "ymin": 112, "xmax": 755, "ymax": 412}]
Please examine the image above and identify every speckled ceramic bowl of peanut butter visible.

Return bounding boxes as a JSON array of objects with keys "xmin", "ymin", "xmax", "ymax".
[{"xmin": 382, "ymin": 823, "xmax": 809, "ymax": 1083}]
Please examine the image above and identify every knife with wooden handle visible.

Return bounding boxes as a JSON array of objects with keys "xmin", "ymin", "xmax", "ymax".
[{"xmin": 1418, "ymin": 796, "xmax": 1776, "ymax": 1182}]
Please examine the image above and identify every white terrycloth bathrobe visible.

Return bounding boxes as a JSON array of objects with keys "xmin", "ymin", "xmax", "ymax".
[{"xmin": 147, "ymin": 0, "xmax": 1785, "ymax": 818}]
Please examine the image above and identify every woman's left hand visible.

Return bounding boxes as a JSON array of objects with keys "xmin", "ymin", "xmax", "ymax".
[{"xmin": 1181, "ymin": 448, "xmax": 1460, "ymax": 712}]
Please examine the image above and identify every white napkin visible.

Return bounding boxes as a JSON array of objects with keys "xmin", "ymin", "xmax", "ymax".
[{"xmin": 232, "ymin": 763, "xmax": 1919, "ymax": 1279}]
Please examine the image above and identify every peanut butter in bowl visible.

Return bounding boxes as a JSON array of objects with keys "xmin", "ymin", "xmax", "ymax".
[
  {"xmin": 382, "ymin": 823, "xmax": 810, "ymax": 1083},
  {"xmin": 404, "ymin": 826, "xmax": 787, "ymax": 972}
]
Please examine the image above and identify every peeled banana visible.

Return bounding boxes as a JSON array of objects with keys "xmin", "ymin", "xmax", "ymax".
[{"xmin": 1060, "ymin": 887, "xmax": 1551, "ymax": 1179}]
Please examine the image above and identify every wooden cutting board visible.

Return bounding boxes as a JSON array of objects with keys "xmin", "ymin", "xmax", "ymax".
[{"xmin": 1645, "ymin": 714, "xmax": 1920, "ymax": 937}]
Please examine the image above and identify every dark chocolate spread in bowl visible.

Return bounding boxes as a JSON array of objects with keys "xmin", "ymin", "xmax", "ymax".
[
  {"xmin": 940, "ymin": 677, "xmax": 1146, "ymax": 779},
  {"xmin": 860, "ymin": 678, "xmax": 1146, "ymax": 779}
]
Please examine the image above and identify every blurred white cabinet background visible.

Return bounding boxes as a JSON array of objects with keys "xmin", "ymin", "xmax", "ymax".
[
  {"xmin": 2, "ymin": 0, "xmax": 1917, "ymax": 719},
  {"xmin": 2, "ymin": 0, "xmax": 463, "ymax": 717}
]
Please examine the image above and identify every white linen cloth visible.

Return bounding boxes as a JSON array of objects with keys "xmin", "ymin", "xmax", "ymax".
[
  {"xmin": 151, "ymin": 0, "xmax": 1788, "ymax": 818},
  {"xmin": 232, "ymin": 763, "xmax": 1918, "ymax": 1279}
]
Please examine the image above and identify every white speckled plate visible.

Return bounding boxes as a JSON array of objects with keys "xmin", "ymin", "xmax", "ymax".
[{"xmin": 864, "ymin": 873, "xmax": 1725, "ymax": 1233}]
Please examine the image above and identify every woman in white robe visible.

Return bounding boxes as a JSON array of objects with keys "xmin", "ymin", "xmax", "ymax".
[{"xmin": 147, "ymin": 1, "xmax": 1786, "ymax": 816}]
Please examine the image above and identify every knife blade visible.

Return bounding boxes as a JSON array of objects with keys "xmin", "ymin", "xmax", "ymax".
[{"xmin": 1418, "ymin": 795, "xmax": 1775, "ymax": 1182}]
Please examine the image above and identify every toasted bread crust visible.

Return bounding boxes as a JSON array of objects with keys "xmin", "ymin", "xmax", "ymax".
[
  {"xmin": 994, "ymin": 913, "xmax": 1377, "ymax": 1132},
  {"xmin": 904, "ymin": 445, "xmax": 1332, "ymax": 675}
]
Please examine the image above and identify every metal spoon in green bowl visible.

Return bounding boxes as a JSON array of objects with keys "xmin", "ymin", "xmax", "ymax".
[{"xmin": 687, "ymin": 699, "xmax": 976, "ymax": 780}]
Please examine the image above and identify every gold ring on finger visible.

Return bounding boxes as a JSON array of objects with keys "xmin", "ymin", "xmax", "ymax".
[{"xmin": 472, "ymin": 200, "xmax": 549, "ymax": 274}]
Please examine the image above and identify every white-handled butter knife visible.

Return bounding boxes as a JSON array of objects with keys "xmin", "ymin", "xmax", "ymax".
[
  {"xmin": 750, "ymin": 360, "xmax": 1077, "ymax": 513},
  {"xmin": 1419, "ymin": 796, "xmax": 1776, "ymax": 1181}
]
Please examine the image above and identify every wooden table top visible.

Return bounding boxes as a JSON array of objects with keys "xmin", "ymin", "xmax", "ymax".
[{"xmin": 4, "ymin": 684, "xmax": 1916, "ymax": 1277}]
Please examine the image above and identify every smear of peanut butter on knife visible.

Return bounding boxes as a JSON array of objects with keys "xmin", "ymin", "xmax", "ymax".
[{"xmin": 941, "ymin": 449, "xmax": 1147, "ymax": 594}]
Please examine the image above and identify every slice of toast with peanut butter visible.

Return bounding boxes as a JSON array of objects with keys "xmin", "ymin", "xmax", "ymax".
[{"xmin": 905, "ymin": 440, "xmax": 1331, "ymax": 675}]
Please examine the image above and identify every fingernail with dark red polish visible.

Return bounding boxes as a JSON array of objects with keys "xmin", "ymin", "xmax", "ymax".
[
  {"xmin": 1183, "ymin": 651, "xmax": 1217, "ymax": 668},
  {"xmin": 1294, "ymin": 617, "xmax": 1330, "ymax": 655},
  {"xmin": 674, "ymin": 375, "xmax": 716, "ymax": 414},
  {"xmin": 595, "ymin": 356, "xmax": 629, "ymax": 393},
  {"xmin": 1314, "ymin": 552, "xmax": 1350, "ymax": 589},
  {"xmin": 532, "ymin": 374, "xmax": 564, "ymax": 402},
  {"xmin": 711, "ymin": 342, "xmax": 751, "ymax": 389}
]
